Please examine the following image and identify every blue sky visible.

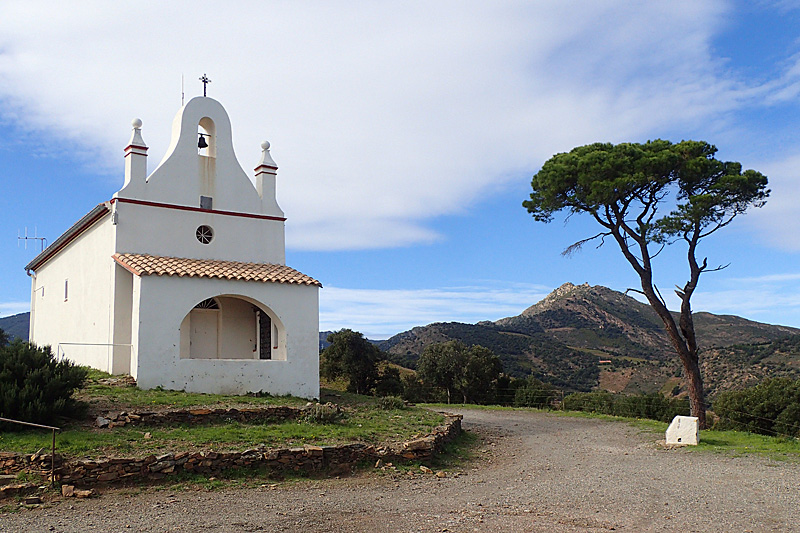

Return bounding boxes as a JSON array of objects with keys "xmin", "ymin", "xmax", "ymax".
[{"xmin": 2, "ymin": 1, "xmax": 800, "ymax": 338}]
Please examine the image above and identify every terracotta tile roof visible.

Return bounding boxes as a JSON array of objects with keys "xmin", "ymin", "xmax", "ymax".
[{"xmin": 113, "ymin": 253, "xmax": 322, "ymax": 287}]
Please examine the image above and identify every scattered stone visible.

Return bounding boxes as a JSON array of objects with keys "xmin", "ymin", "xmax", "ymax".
[
  {"xmin": 420, "ymin": 465, "xmax": 433, "ymax": 474},
  {"xmin": 435, "ymin": 471, "xmax": 447, "ymax": 478},
  {"xmin": 96, "ymin": 416, "xmax": 110, "ymax": 428},
  {"xmin": 144, "ymin": 432, "xmax": 152, "ymax": 439},
  {"xmin": 61, "ymin": 485, "xmax": 75, "ymax": 497},
  {"xmin": 75, "ymin": 489, "xmax": 94, "ymax": 498},
  {"xmin": 24, "ymin": 496, "xmax": 42, "ymax": 505},
  {"xmin": 375, "ymin": 459, "xmax": 383, "ymax": 468},
  {"xmin": 0, "ymin": 474, "xmax": 17, "ymax": 486}
]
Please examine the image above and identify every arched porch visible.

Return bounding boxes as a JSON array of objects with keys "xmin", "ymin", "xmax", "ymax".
[{"xmin": 179, "ymin": 295, "xmax": 286, "ymax": 361}]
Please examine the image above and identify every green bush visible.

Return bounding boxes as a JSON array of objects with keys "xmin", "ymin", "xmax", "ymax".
[
  {"xmin": 302, "ymin": 403, "xmax": 343, "ymax": 424},
  {"xmin": 563, "ymin": 391, "xmax": 689, "ymax": 423},
  {"xmin": 513, "ymin": 377, "xmax": 557, "ymax": 409},
  {"xmin": 0, "ymin": 340, "xmax": 88, "ymax": 429},
  {"xmin": 563, "ymin": 391, "xmax": 616, "ymax": 414},
  {"xmin": 713, "ymin": 378, "xmax": 800, "ymax": 437},
  {"xmin": 378, "ymin": 396, "xmax": 406, "ymax": 410}
]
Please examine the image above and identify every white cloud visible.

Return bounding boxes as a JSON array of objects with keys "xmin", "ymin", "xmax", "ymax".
[
  {"xmin": 320, "ymin": 282, "xmax": 551, "ymax": 338},
  {"xmin": 747, "ymin": 152, "xmax": 800, "ymax": 251},
  {"xmin": 0, "ymin": 0, "xmax": 791, "ymax": 251},
  {"xmin": 0, "ymin": 301, "xmax": 29, "ymax": 317}
]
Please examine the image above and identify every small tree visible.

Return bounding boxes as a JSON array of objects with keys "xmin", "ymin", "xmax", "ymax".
[
  {"xmin": 524, "ymin": 140, "xmax": 768, "ymax": 428},
  {"xmin": 462, "ymin": 345, "xmax": 503, "ymax": 404},
  {"xmin": 0, "ymin": 340, "xmax": 87, "ymax": 428},
  {"xmin": 417, "ymin": 341, "xmax": 503, "ymax": 404},
  {"xmin": 320, "ymin": 329, "xmax": 380, "ymax": 395},
  {"xmin": 0, "ymin": 328, "xmax": 8, "ymax": 348},
  {"xmin": 417, "ymin": 341, "xmax": 469, "ymax": 404}
]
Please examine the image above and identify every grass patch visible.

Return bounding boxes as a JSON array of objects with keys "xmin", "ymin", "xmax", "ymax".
[
  {"xmin": 695, "ymin": 429, "xmax": 800, "ymax": 460},
  {"xmin": 0, "ymin": 383, "xmax": 444, "ymax": 459}
]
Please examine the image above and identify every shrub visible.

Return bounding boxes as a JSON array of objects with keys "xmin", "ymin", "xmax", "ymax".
[
  {"xmin": 374, "ymin": 366, "xmax": 404, "ymax": 397},
  {"xmin": 302, "ymin": 403, "xmax": 343, "ymax": 424},
  {"xmin": 378, "ymin": 396, "xmax": 406, "ymax": 410},
  {"xmin": 713, "ymin": 378, "xmax": 800, "ymax": 437},
  {"xmin": 563, "ymin": 391, "xmax": 689, "ymax": 423},
  {"xmin": 563, "ymin": 391, "xmax": 616, "ymax": 415},
  {"xmin": 513, "ymin": 377, "xmax": 557, "ymax": 409},
  {"xmin": 0, "ymin": 340, "xmax": 88, "ymax": 429}
]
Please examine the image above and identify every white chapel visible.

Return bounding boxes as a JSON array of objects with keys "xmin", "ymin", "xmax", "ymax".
[{"xmin": 25, "ymin": 94, "xmax": 321, "ymax": 398}]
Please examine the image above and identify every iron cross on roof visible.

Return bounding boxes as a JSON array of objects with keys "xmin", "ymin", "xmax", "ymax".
[{"xmin": 199, "ymin": 74, "xmax": 211, "ymax": 97}]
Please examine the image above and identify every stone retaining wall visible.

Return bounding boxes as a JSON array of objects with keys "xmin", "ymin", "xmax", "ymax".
[{"xmin": 0, "ymin": 414, "xmax": 461, "ymax": 494}]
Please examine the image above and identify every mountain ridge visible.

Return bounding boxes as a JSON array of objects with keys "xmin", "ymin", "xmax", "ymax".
[{"xmin": 379, "ymin": 282, "xmax": 800, "ymax": 395}]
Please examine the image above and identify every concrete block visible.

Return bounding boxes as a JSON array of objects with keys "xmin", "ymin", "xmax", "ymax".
[{"xmin": 666, "ymin": 415, "xmax": 699, "ymax": 445}]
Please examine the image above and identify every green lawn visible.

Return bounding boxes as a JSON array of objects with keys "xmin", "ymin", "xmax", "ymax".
[{"xmin": 0, "ymin": 371, "xmax": 444, "ymax": 459}]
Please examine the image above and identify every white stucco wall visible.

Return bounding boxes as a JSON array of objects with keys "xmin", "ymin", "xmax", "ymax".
[
  {"xmin": 112, "ymin": 200, "xmax": 285, "ymax": 264},
  {"xmin": 133, "ymin": 274, "xmax": 319, "ymax": 398},
  {"xmin": 29, "ymin": 216, "xmax": 121, "ymax": 373},
  {"xmin": 116, "ymin": 97, "xmax": 283, "ymax": 219}
]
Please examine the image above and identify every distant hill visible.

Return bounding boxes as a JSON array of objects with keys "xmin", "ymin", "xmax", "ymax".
[
  {"xmin": 379, "ymin": 283, "xmax": 800, "ymax": 395},
  {"xmin": 0, "ymin": 312, "xmax": 29, "ymax": 341},
  {"xmin": 701, "ymin": 335, "xmax": 800, "ymax": 397},
  {"xmin": 319, "ymin": 330, "xmax": 382, "ymax": 351}
]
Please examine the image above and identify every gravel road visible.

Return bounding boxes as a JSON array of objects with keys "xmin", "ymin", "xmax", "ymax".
[{"xmin": 4, "ymin": 408, "xmax": 798, "ymax": 532}]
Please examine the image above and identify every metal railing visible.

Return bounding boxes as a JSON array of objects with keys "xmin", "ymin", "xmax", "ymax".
[{"xmin": 0, "ymin": 417, "xmax": 59, "ymax": 487}]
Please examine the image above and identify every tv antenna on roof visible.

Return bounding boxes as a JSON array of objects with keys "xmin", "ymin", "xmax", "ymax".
[{"xmin": 18, "ymin": 227, "xmax": 47, "ymax": 252}]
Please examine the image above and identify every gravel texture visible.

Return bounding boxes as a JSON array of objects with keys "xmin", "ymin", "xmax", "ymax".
[{"xmin": 4, "ymin": 408, "xmax": 799, "ymax": 532}]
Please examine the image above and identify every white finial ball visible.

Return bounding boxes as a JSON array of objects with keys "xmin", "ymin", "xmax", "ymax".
[
  {"xmin": 132, "ymin": 118, "xmax": 143, "ymax": 129},
  {"xmin": 261, "ymin": 140, "xmax": 271, "ymax": 151}
]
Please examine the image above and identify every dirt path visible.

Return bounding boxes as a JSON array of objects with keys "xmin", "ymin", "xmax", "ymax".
[{"xmin": 4, "ymin": 409, "xmax": 799, "ymax": 532}]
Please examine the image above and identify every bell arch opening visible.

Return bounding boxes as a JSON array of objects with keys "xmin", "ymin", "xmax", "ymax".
[
  {"xmin": 179, "ymin": 295, "xmax": 286, "ymax": 361},
  {"xmin": 198, "ymin": 117, "xmax": 216, "ymax": 157}
]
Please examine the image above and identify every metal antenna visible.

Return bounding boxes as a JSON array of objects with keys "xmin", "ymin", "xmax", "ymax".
[
  {"xmin": 18, "ymin": 227, "xmax": 47, "ymax": 252},
  {"xmin": 199, "ymin": 73, "xmax": 211, "ymax": 97}
]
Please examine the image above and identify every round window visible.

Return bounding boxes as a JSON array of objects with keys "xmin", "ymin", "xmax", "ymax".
[{"xmin": 196, "ymin": 225, "xmax": 214, "ymax": 244}]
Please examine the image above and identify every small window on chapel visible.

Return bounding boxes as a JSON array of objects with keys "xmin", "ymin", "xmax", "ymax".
[
  {"xmin": 64, "ymin": 279, "xmax": 69, "ymax": 301},
  {"xmin": 196, "ymin": 225, "xmax": 214, "ymax": 244}
]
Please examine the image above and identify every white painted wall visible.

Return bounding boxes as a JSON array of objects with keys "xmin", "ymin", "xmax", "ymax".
[
  {"xmin": 112, "ymin": 200, "xmax": 285, "ymax": 265},
  {"xmin": 116, "ymin": 97, "xmax": 283, "ymax": 219},
  {"xmin": 134, "ymin": 275, "xmax": 319, "ymax": 398},
  {"xmin": 29, "ymin": 216, "xmax": 121, "ymax": 373}
]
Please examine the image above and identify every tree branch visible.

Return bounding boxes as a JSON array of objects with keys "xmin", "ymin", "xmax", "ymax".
[{"xmin": 561, "ymin": 232, "xmax": 611, "ymax": 257}]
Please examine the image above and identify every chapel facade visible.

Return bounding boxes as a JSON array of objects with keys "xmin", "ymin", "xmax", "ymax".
[{"xmin": 26, "ymin": 96, "xmax": 321, "ymax": 398}]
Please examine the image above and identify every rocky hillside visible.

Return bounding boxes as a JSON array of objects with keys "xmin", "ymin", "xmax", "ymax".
[{"xmin": 380, "ymin": 282, "xmax": 800, "ymax": 395}]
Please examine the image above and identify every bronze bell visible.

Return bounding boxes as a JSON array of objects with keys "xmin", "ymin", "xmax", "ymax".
[{"xmin": 198, "ymin": 134, "xmax": 209, "ymax": 149}]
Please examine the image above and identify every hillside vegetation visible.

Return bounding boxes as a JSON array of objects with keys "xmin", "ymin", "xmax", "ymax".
[{"xmin": 380, "ymin": 283, "xmax": 800, "ymax": 396}]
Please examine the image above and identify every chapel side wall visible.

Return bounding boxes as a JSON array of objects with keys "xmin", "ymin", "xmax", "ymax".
[
  {"xmin": 113, "ymin": 201, "xmax": 285, "ymax": 264},
  {"xmin": 133, "ymin": 275, "xmax": 319, "ymax": 398},
  {"xmin": 29, "ymin": 218, "xmax": 117, "ymax": 372}
]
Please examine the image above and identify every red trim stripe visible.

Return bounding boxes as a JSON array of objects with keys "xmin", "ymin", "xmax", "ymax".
[{"xmin": 110, "ymin": 197, "xmax": 286, "ymax": 221}]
